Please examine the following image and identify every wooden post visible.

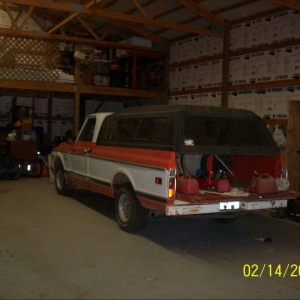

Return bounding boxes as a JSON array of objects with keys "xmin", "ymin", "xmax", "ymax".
[
  {"xmin": 221, "ymin": 22, "xmax": 231, "ymax": 107},
  {"xmin": 74, "ymin": 44, "xmax": 81, "ymax": 135},
  {"xmin": 162, "ymin": 47, "xmax": 170, "ymax": 105}
]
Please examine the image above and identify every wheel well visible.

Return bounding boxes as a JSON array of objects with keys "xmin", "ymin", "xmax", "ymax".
[
  {"xmin": 112, "ymin": 172, "xmax": 132, "ymax": 196},
  {"xmin": 53, "ymin": 157, "xmax": 63, "ymax": 173}
]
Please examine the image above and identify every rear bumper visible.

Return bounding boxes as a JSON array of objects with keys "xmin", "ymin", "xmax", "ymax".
[{"xmin": 165, "ymin": 199, "xmax": 288, "ymax": 216}]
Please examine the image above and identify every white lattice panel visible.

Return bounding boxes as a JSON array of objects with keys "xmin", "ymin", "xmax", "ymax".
[{"xmin": 0, "ymin": 36, "xmax": 60, "ymax": 82}]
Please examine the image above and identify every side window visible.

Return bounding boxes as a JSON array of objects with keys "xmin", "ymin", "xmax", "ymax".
[
  {"xmin": 77, "ymin": 118, "xmax": 96, "ymax": 142},
  {"xmin": 115, "ymin": 118, "xmax": 140, "ymax": 140},
  {"xmin": 114, "ymin": 117, "xmax": 168, "ymax": 141}
]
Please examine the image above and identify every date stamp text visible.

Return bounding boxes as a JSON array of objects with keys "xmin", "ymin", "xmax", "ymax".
[{"xmin": 243, "ymin": 264, "xmax": 300, "ymax": 277}]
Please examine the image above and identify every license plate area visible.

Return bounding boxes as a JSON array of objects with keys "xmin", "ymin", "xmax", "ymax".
[{"xmin": 220, "ymin": 201, "xmax": 240, "ymax": 210}]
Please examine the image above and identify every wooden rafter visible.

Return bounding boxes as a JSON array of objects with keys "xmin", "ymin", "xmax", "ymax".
[
  {"xmin": 131, "ymin": 0, "xmax": 149, "ymax": 18},
  {"xmin": 176, "ymin": 0, "xmax": 226, "ymax": 25},
  {"xmin": 150, "ymin": 0, "xmax": 164, "ymax": 19},
  {"xmin": 67, "ymin": 0, "xmax": 117, "ymax": 34},
  {"xmin": 2, "ymin": 1, "xmax": 17, "ymax": 28},
  {"xmin": 265, "ymin": 0, "xmax": 300, "ymax": 10},
  {"xmin": 46, "ymin": 0, "xmax": 103, "ymax": 35},
  {"xmin": 118, "ymin": 20, "xmax": 168, "ymax": 45},
  {"xmin": 156, "ymin": 0, "xmax": 258, "ymax": 38},
  {"xmin": 19, "ymin": 5, "xmax": 34, "ymax": 29},
  {"xmin": 0, "ymin": 26, "xmax": 164, "ymax": 53},
  {"xmin": 99, "ymin": 22, "xmax": 113, "ymax": 41},
  {"xmin": 76, "ymin": 16, "xmax": 100, "ymax": 40},
  {"xmin": 1, "ymin": 0, "xmax": 222, "ymax": 37},
  {"xmin": 154, "ymin": 1, "xmax": 195, "ymax": 19}
]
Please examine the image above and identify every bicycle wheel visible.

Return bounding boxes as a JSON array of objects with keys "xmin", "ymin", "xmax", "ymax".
[
  {"xmin": 3, "ymin": 157, "xmax": 23, "ymax": 180},
  {"xmin": 27, "ymin": 160, "xmax": 43, "ymax": 178}
]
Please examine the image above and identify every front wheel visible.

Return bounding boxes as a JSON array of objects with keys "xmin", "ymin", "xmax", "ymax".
[
  {"xmin": 3, "ymin": 157, "xmax": 22, "ymax": 180},
  {"xmin": 55, "ymin": 164, "xmax": 72, "ymax": 196},
  {"xmin": 115, "ymin": 185, "xmax": 148, "ymax": 233},
  {"xmin": 28, "ymin": 160, "xmax": 43, "ymax": 178}
]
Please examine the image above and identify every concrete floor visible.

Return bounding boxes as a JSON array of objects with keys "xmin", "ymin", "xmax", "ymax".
[{"xmin": 1, "ymin": 176, "xmax": 300, "ymax": 299}]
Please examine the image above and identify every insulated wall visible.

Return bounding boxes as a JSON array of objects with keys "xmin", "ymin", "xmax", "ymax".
[{"xmin": 168, "ymin": 8, "xmax": 300, "ymax": 148}]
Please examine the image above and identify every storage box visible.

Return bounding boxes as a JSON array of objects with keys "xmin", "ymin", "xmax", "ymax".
[
  {"xmin": 18, "ymin": 130, "xmax": 36, "ymax": 141},
  {"xmin": 124, "ymin": 36, "xmax": 152, "ymax": 48},
  {"xmin": 21, "ymin": 117, "xmax": 33, "ymax": 131},
  {"xmin": 92, "ymin": 74, "xmax": 110, "ymax": 86},
  {"xmin": 7, "ymin": 141, "xmax": 37, "ymax": 161},
  {"xmin": 86, "ymin": 61, "xmax": 110, "ymax": 75},
  {"xmin": 14, "ymin": 117, "xmax": 32, "ymax": 131},
  {"xmin": 74, "ymin": 51, "xmax": 85, "ymax": 60}
]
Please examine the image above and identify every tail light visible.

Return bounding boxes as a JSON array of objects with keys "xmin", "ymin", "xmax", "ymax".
[{"xmin": 168, "ymin": 169, "xmax": 176, "ymax": 198}]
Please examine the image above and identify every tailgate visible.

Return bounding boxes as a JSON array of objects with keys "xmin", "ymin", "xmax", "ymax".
[{"xmin": 166, "ymin": 190, "xmax": 300, "ymax": 216}]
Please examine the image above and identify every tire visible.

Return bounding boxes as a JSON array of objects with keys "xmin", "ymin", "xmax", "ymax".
[
  {"xmin": 115, "ymin": 185, "xmax": 148, "ymax": 233},
  {"xmin": 3, "ymin": 157, "xmax": 22, "ymax": 180},
  {"xmin": 28, "ymin": 160, "xmax": 43, "ymax": 178},
  {"xmin": 55, "ymin": 164, "xmax": 72, "ymax": 196}
]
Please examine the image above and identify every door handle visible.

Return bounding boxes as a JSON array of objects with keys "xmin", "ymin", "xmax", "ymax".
[{"xmin": 83, "ymin": 147, "xmax": 91, "ymax": 153}]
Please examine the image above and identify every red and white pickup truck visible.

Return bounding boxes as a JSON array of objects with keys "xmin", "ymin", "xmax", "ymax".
[{"xmin": 49, "ymin": 105, "xmax": 300, "ymax": 232}]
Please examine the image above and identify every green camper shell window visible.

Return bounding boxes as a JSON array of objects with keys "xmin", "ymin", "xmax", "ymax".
[{"xmin": 115, "ymin": 117, "xmax": 168, "ymax": 142}]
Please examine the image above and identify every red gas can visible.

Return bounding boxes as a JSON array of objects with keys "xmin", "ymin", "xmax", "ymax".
[
  {"xmin": 250, "ymin": 174, "xmax": 278, "ymax": 194},
  {"xmin": 177, "ymin": 175, "xmax": 199, "ymax": 195},
  {"xmin": 217, "ymin": 178, "xmax": 231, "ymax": 192}
]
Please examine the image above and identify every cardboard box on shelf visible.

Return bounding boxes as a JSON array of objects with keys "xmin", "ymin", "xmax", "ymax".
[
  {"xmin": 124, "ymin": 36, "xmax": 152, "ymax": 48},
  {"xmin": 21, "ymin": 117, "xmax": 32, "ymax": 131},
  {"xmin": 14, "ymin": 117, "xmax": 32, "ymax": 131},
  {"xmin": 18, "ymin": 130, "xmax": 36, "ymax": 142}
]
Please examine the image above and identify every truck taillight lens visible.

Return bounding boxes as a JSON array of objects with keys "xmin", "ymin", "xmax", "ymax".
[
  {"xmin": 168, "ymin": 169, "xmax": 176, "ymax": 198},
  {"xmin": 168, "ymin": 177, "xmax": 175, "ymax": 198}
]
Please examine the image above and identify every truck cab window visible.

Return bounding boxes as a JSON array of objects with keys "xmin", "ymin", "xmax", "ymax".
[{"xmin": 78, "ymin": 117, "xmax": 96, "ymax": 141}]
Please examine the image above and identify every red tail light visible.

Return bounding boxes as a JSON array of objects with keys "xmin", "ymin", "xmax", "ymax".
[{"xmin": 168, "ymin": 177, "xmax": 175, "ymax": 198}]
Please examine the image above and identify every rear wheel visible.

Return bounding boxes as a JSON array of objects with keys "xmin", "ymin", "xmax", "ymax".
[
  {"xmin": 28, "ymin": 160, "xmax": 43, "ymax": 178},
  {"xmin": 55, "ymin": 164, "xmax": 72, "ymax": 196},
  {"xmin": 3, "ymin": 157, "xmax": 22, "ymax": 180},
  {"xmin": 115, "ymin": 185, "xmax": 148, "ymax": 233}
]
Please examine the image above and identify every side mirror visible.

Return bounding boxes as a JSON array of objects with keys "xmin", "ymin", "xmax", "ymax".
[{"xmin": 65, "ymin": 130, "xmax": 74, "ymax": 144}]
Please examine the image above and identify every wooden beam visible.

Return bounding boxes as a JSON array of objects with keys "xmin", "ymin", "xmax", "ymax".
[
  {"xmin": 159, "ymin": 0, "xmax": 254, "ymax": 39},
  {"xmin": 227, "ymin": 79, "xmax": 300, "ymax": 90},
  {"xmin": 92, "ymin": 7, "xmax": 221, "ymax": 37},
  {"xmin": 230, "ymin": 6, "xmax": 287, "ymax": 25},
  {"xmin": 65, "ymin": 0, "xmax": 118, "ymax": 38},
  {"xmin": 221, "ymin": 22, "xmax": 231, "ymax": 108},
  {"xmin": 0, "ymin": 79, "xmax": 75, "ymax": 93},
  {"xmin": 99, "ymin": 22, "xmax": 113, "ymax": 41},
  {"xmin": 130, "ymin": 0, "xmax": 149, "ymax": 18},
  {"xmin": 46, "ymin": 0, "xmax": 103, "ymax": 35},
  {"xmin": 74, "ymin": 44, "xmax": 81, "ymax": 135},
  {"xmin": 119, "ymin": 20, "xmax": 169, "ymax": 45},
  {"xmin": 176, "ymin": 0, "xmax": 226, "ymax": 25},
  {"xmin": 0, "ymin": 27, "xmax": 165, "ymax": 53},
  {"xmin": 79, "ymin": 85, "xmax": 163, "ymax": 98},
  {"xmin": 2, "ymin": 0, "xmax": 221, "ymax": 37},
  {"xmin": 2, "ymin": 1, "xmax": 17, "ymax": 28},
  {"xmin": 264, "ymin": 0, "xmax": 300, "ymax": 10},
  {"xmin": 14, "ymin": 10, "xmax": 22, "ymax": 25},
  {"xmin": 150, "ymin": 0, "xmax": 164, "ymax": 19},
  {"xmin": 19, "ymin": 6, "xmax": 35, "ymax": 30},
  {"xmin": 76, "ymin": 16, "xmax": 100, "ymax": 40}
]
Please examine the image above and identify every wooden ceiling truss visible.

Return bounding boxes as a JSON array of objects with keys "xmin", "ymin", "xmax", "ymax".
[{"xmin": 0, "ymin": 0, "xmax": 299, "ymax": 51}]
